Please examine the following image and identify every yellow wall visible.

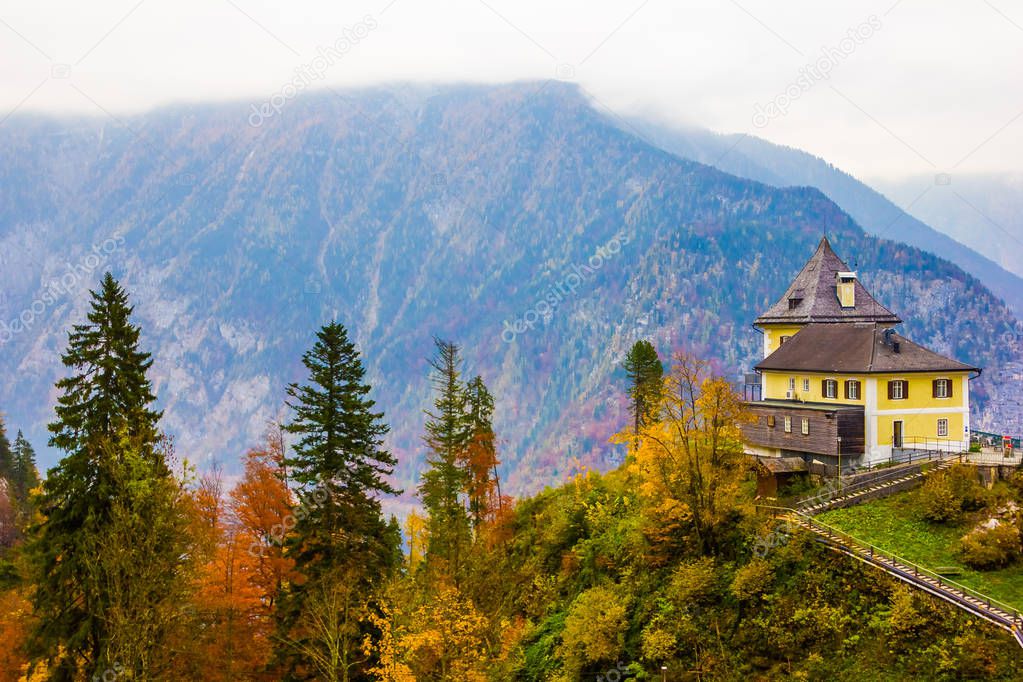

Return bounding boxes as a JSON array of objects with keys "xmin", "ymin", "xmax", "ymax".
[
  {"xmin": 877, "ymin": 413, "xmax": 964, "ymax": 446},
  {"xmin": 763, "ymin": 371, "xmax": 968, "ymax": 410},
  {"xmin": 762, "ymin": 370, "xmax": 970, "ymax": 450},
  {"xmin": 875, "ymin": 374, "xmax": 967, "ymax": 411},
  {"xmin": 762, "ymin": 370, "xmax": 865, "ymax": 405},
  {"xmin": 761, "ymin": 325, "xmax": 804, "ymax": 356}
]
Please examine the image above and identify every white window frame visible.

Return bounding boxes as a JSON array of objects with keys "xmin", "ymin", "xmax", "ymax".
[
  {"xmin": 823, "ymin": 379, "xmax": 837, "ymax": 399},
  {"xmin": 847, "ymin": 380, "xmax": 860, "ymax": 400},
  {"xmin": 802, "ymin": 378, "xmax": 810, "ymax": 393},
  {"xmin": 784, "ymin": 416, "xmax": 792, "ymax": 433},
  {"xmin": 789, "ymin": 377, "xmax": 796, "ymax": 392},
  {"xmin": 801, "ymin": 417, "xmax": 809, "ymax": 435},
  {"xmin": 937, "ymin": 418, "xmax": 949, "ymax": 437},
  {"xmin": 935, "ymin": 378, "xmax": 950, "ymax": 399},
  {"xmin": 892, "ymin": 380, "xmax": 905, "ymax": 400}
]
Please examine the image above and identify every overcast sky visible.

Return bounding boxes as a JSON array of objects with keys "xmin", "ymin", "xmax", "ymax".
[{"xmin": 1, "ymin": 0, "xmax": 1020, "ymax": 180}]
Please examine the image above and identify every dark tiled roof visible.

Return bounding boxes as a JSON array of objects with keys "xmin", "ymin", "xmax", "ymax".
[
  {"xmin": 755, "ymin": 237, "xmax": 901, "ymax": 325},
  {"xmin": 755, "ymin": 323, "xmax": 980, "ymax": 374}
]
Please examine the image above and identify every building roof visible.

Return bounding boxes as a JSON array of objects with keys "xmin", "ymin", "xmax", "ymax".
[
  {"xmin": 755, "ymin": 237, "xmax": 902, "ymax": 326},
  {"xmin": 756, "ymin": 456, "xmax": 809, "ymax": 474},
  {"xmin": 755, "ymin": 323, "xmax": 980, "ymax": 374},
  {"xmin": 748, "ymin": 399, "xmax": 864, "ymax": 413}
]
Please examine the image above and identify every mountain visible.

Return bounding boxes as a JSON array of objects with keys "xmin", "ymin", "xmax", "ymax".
[
  {"xmin": 1, "ymin": 82, "xmax": 1020, "ymax": 496},
  {"xmin": 623, "ymin": 120, "xmax": 1023, "ymax": 319},
  {"xmin": 872, "ymin": 173, "xmax": 1023, "ymax": 279}
]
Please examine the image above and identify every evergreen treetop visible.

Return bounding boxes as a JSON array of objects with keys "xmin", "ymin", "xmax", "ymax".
[
  {"xmin": 623, "ymin": 339, "xmax": 664, "ymax": 435},
  {"xmin": 48, "ymin": 272, "xmax": 161, "ymax": 456},
  {"xmin": 0, "ymin": 416, "xmax": 12, "ymax": 483}
]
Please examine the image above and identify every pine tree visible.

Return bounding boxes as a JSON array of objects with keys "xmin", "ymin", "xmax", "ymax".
[
  {"xmin": 26, "ymin": 272, "xmax": 189, "ymax": 679},
  {"xmin": 49, "ymin": 272, "xmax": 162, "ymax": 454},
  {"xmin": 623, "ymin": 340, "xmax": 664, "ymax": 437},
  {"xmin": 462, "ymin": 376, "xmax": 501, "ymax": 528},
  {"xmin": 418, "ymin": 338, "xmax": 472, "ymax": 581},
  {"xmin": 276, "ymin": 321, "xmax": 401, "ymax": 680},
  {"xmin": 0, "ymin": 416, "xmax": 13, "ymax": 484},
  {"xmin": 11, "ymin": 430, "xmax": 40, "ymax": 502}
]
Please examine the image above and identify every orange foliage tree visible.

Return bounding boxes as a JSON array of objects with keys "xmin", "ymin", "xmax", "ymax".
[{"xmin": 181, "ymin": 426, "xmax": 295, "ymax": 679}]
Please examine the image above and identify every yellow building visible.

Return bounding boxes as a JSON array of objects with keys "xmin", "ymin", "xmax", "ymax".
[{"xmin": 743, "ymin": 238, "xmax": 980, "ymax": 469}]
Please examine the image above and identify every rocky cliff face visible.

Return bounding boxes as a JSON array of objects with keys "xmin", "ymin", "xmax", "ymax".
[{"xmin": 1, "ymin": 82, "xmax": 1018, "ymax": 494}]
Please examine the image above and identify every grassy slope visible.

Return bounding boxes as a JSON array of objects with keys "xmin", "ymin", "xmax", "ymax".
[{"xmin": 818, "ymin": 491, "xmax": 1023, "ymax": 611}]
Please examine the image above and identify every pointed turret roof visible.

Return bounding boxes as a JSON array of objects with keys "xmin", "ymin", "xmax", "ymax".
[{"xmin": 755, "ymin": 237, "xmax": 901, "ymax": 326}]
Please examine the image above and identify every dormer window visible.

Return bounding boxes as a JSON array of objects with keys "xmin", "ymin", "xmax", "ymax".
[{"xmin": 788, "ymin": 288, "xmax": 805, "ymax": 310}]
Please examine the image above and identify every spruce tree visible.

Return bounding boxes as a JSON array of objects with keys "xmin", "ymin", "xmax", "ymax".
[
  {"xmin": 462, "ymin": 376, "xmax": 500, "ymax": 528},
  {"xmin": 276, "ymin": 321, "xmax": 401, "ymax": 679},
  {"xmin": 49, "ymin": 272, "xmax": 161, "ymax": 454},
  {"xmin": 418, "ymin": 338, "xmax": 472, "ymax": 580},
  {"xmin": 11, "ymin": 430, "xmax": 40, "ymax": 501},
  {"xmin": 623, "ymin": 340, "xmax": 664, "ymax": 437},
  {"xmin": 0, "ymin": 416, "xmax": 13, "ymax": 483},
  {"xmin": 26, "ymin": 272, "xmax": 188, "ymax": 679}
]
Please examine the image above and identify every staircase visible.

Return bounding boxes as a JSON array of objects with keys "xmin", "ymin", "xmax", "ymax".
[
  {"xmin": 761, "ymin": 506, "xmax": 1023, "ymax": 649},
  {"xmin": 796, "ymin": 457, "xmax": 957, "ymax": 515}
]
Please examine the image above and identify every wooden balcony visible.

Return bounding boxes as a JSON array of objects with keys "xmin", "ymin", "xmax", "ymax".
[{"xmin": 742, "ymin": 400, "xmax": 865, "ymax": 457}]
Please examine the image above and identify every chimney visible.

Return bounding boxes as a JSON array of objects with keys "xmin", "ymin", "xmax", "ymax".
[
  {"xmin": 882, "ymin": 328, "xmax": 900, "ymax": 352},
  {"xmin": 836, "ymin": 271, "xmax": 857, "ymax": 308}
]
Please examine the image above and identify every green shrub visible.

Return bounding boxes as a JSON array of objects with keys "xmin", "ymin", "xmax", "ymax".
[
  {"xmin": 730, "ymin": 559, "xmax": 774, "ymax": 602},
  {"xmin": 666, "ymin": 556, "xmax": 720, "ymax": 608},
  {"xmin": 557, "ymin": 585, "xmax": 630, "ymax": 677},
  {"xmin": 958, "ymin": 521, "xmax": 1022, "ymax": 569},
  {"xmin": 919, "ymin": 474, "xmax": 961, "ymax": 522},
  {"xmin": 948, "ymin": 464, "xmax": 987, "ymax": 511},
  {"xmin": 918, "ymin": 465, "xmax": 988, "ymax": 523}
]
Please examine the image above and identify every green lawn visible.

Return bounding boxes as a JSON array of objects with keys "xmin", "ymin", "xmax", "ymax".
[{"xmin": 817, "ymin": 492, "xmax": 1023, "ymax": 612}]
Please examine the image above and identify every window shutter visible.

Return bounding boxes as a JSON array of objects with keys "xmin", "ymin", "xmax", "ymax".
[
  {"xmin": 844, "ymin": 381, "xmax": 851, "ymax": 399},
  {"xmin": 887, "ymin": 381, "xmax": 894, "ymax": 400},
  {"xmin": 821, "ymin": 379, "xmax": 827, "ymax": 396},
  {"xmin": 903, "ymin": 381, "xmax": 909, "ymax": 400},
  {"xmin": 932, "ymin": 379, "xmax": 938, "ymax": 398},
  {"xmin": 947, "ymin": 379, "xmax": 954, "ymax": 398}
]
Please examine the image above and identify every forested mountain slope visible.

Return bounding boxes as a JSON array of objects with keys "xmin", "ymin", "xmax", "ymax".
[{"xmin": 0, "ymin": 82, "xmax": 1018, "ymax": 493}]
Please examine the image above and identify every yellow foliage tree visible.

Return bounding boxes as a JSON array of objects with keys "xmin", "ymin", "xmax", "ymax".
[
  {"xmin": 368, "ymin": 583, "xmax": 489, "ymax": 681},
  {"xmin": 617, "ymin": 352, "xmax": 751, "ymax": 554}
]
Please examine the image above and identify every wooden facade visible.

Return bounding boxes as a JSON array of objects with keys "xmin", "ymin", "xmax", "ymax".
[{"xmin": 742, "ymin": 401, "xmax": 865, "ymax": 457}]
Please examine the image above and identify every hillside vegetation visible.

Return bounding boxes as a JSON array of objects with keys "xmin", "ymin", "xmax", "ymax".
[
  {"xmin": 820, "ymin": 464, "xmax": 1023, "ymax": 613},
  {"xmin": 4, "ymin": 297, "xmax": 1019, "ymax": 679}
]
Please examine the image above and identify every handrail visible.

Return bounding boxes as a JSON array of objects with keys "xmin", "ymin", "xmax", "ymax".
[
  {"xmin": 793, "ymin": 459, "xmax": 950, "ymax": 510},
  {"xmin": 757, "ymin": 505, "xmax": 1023, "ymax": 627}
]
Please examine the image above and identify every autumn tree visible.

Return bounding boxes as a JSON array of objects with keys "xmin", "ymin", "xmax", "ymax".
[
  {"xmin": 275, "ymin": 322, "xmax": 401, "ymax": 680},
  {"xmin": 232, "ymin": 424, "xmax": 295, "ymax": 612},
  {"xmin": 418, "ymin": 339, "xmax": 472, "ymax": 581},
  {"xmin": 177, "ymin": 462, "xmax": 281, "ymax": 681},
  {"xmin": 25, "ymin": 273, "xmax": 190, "ymax": 679},
  {"xmin": 281, "ymin": 571, "xmax": 371, "ymax": 682},
  {"xmin": 623, "ymin": 340, "xmax": 663, "ymax": 440},
  {"xmin": 368, "ymin": 583, "xmax": 490, "ymax": 682},
  {"xmin": 623, "ymin": 352, "xmax": 750, "ymax": 555},
  {"xmin": 461, "ymin": 376, "xmax": 501, "ymax": 529}
]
